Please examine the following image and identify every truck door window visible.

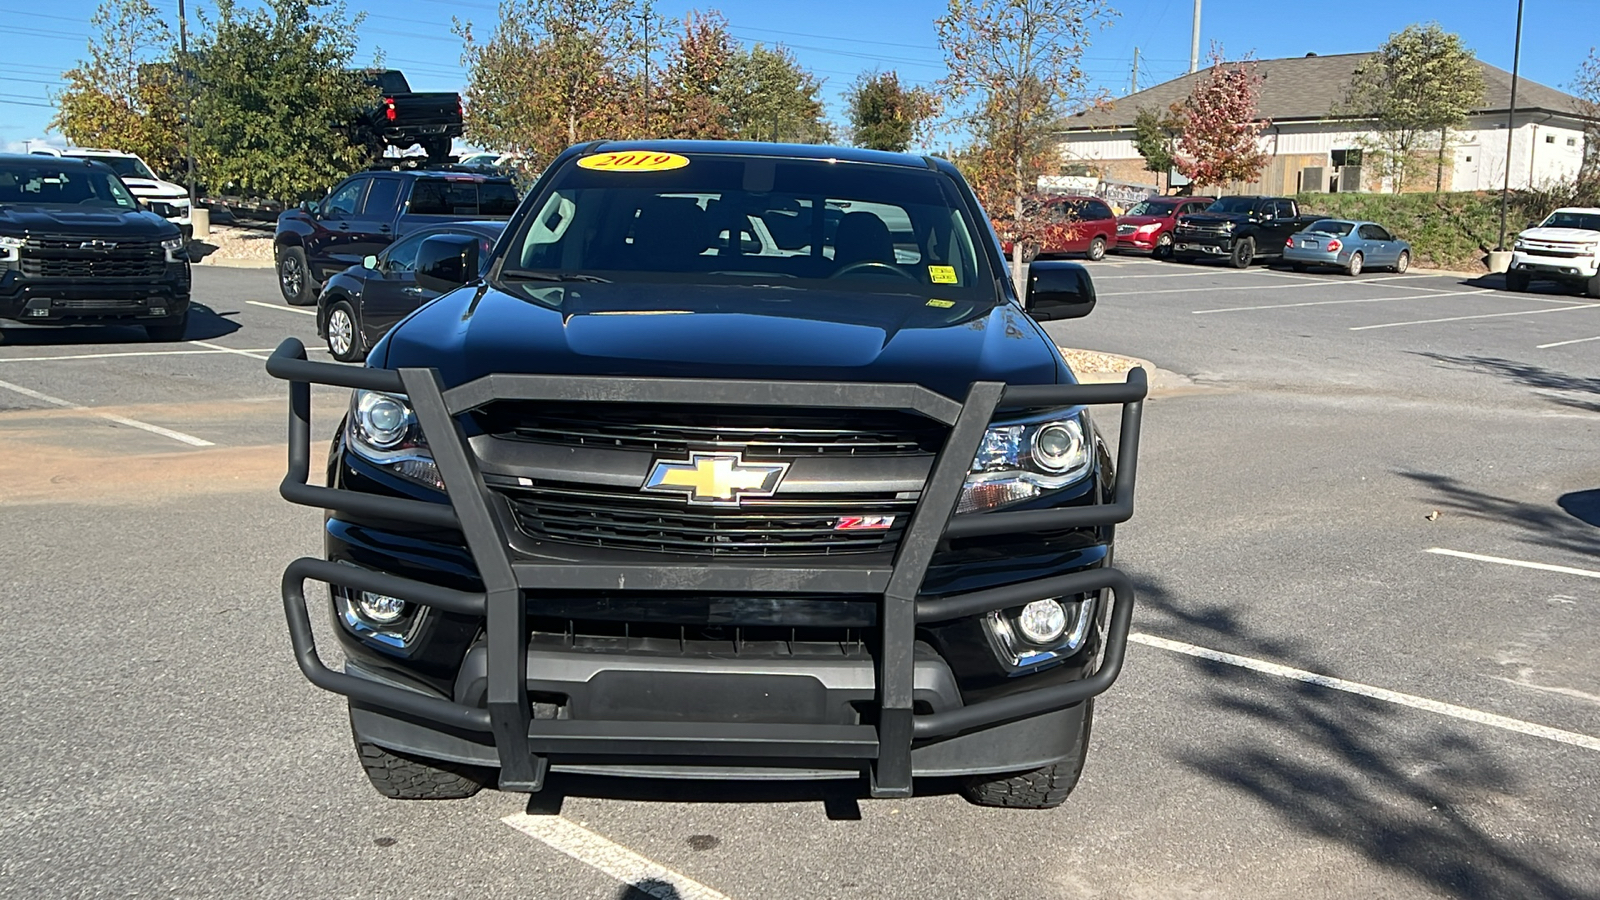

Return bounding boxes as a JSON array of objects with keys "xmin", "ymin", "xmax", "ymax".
[
  {"xmin": 323, "ymin": 178, "xmax": 367, "ymax": 217},
  {"xmin": 361, "ymin": 178, "xmax": 402, "ymax": 217},
  {"xmin": 1274, "ymin": 200, "xmax": 1295, "ymax": 219}
]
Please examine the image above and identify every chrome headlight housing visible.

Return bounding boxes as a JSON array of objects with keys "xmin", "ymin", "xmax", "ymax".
[
  {"xmin": 161, "ymin": 235, "xmax": 188, "ymax": 262},
  {"xmin": 344, "ymin": 390, "xmax": 445, "ymax": 491},
  {"xmin": 0, "ymin": 235, "xmax": 22, "ymax": 260},
  {"xmin": 956, "ymin": 410, "xmax": 1092, "ymax": 515}
]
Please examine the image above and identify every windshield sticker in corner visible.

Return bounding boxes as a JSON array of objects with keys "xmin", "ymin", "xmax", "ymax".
[
  {"xmin": 926, "ymin": 298, "xmax": 956, "ymax": 308},
  {"xmin": 577, "ymin": 151, "xmax": 691, "ymax": 172},
  {"xmin": 928, "ymin": 265, "xmax": 958, "ymax": 284}
]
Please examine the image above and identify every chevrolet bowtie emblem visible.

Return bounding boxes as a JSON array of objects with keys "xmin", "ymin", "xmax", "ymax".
[{"xmin": 643, "ymin": 452, "xmax": 789, "ymax": 505}]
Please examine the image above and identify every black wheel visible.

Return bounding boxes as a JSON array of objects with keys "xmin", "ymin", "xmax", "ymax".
[
  {"xmin": 1586, "ymin": 272, "xmax": 1600, "ymax": 300},
  {"xmin": 1345, "ymin": 251, "xmax": 1364, "ymax": 277},
  {"xmin": 144, "ymin": 313, "xmax": 189, "ymax": 342},
  {"xmin": 354, "ymin": 732, "xmax": 490, "ymax": 800},
  {"xmin": 1395, "ymin": 251, "xmax": 1410, "ymax": 274},
  {"xmin": 277, "ymin": 246, "xmax": 314, "ymax": 306},
  {"xmin": 1505, "ymin": 270, "xmax": 1531, "ymax": 292},
  {"xmin": 1086, "ymin": 236, "xmax": 1107, "ymax": 262},
  {"xmin": 1229, "ymin": 238, "xmax": 1254, "ymax": 269},
  {"xmin": 961, "ymin": 702, "xmax": 1094, "ymax": 809},
  {"xmin": 421, "ymin": 136, "xmax": 453, "ymax": 162},
  {"xmin": 324, "ymin": 299, "xmax": 366, "ymax": 362},
  {"xmin": 1153, "ymin": 233, "xmax": 1173, "ymax": 259}
]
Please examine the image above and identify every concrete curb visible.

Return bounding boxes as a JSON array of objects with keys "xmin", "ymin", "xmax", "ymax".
[{"xmin": 1058, "ymin": 347, "xmax": 1193, "ymax": 395}]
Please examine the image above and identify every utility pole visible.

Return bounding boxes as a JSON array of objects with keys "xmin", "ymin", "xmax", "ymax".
[
  {"xmin": 1189, "ymin": 0, "xmax": 1201, "ymax": 74},
  {"xmin": 641, "ymin": 7, "xmax": 650, "ymax": 125},
  {"xmin": 177, "ymin": 0, "xmax": 195, "ymax": 214},
  {"xmin": 1131, "ymin": 47, "xmax": 1140, "ymax": 94},
  {"xmin": 1497, "ymin": 0, "xmax": 1524, "ymax": 251}
]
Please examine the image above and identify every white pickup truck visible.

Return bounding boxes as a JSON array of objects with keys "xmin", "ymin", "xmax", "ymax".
[{"xmin": 1508, "ymin": 208, "xmax": 1600, "ymax": 297}]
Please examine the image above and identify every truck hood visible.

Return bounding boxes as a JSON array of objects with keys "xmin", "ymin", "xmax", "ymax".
[
  {"xmin": 1179, "ymin": 212, "xmax": 1250, "ymax": 226},
  {"xmin": 0, "ymin": 205, "xmax": 179, "ymax": 239},
  {"xmin": 1519, "ymin": 226, "xmax": 1600, "ymax": 244},
  {"xmin": 378, "ymin": 282, "xmax": 1067, "ymax": 399},
  {"xmin": 119, "ymin": 177, "xmax": 188, "ymax": 200}
]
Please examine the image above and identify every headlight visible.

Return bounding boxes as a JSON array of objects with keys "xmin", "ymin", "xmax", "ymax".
[
  {"xmin": 1136, "ymin": 223, "xmax": 1159, "ymax": 233},
  {"xmin": 0, "ymin": 235, "xmax": 22, "ymax": 259},
  {"xmin": 1513, "ymin": 241, "xmax": 1527, "ymax": 252},
  {"xmin": 1220, "ymin": 221, "xmax": 1235, "ymax": 231},
  {"xmin": 161, "ymin": 235, "xmax": 188, "ymax": 262},
  {"xmin": 956, "ymin": 412, "xmax": 1091, "ymax": 515},
  {"xmin": 984, "ymin": 595, "xmax": 1097, "ymax": 671},
  {"xmin": 345, "ymin": 390, "xmax": 445, "ymax": 491}
]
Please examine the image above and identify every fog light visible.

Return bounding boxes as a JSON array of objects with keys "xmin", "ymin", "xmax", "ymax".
[
  {"xmin": 1017, "ymin": 598, "xmax": 1068, "ymax": 643},
  {"xmin": 357, "ymin": 591, "xmax": 407, "ymax": 624}
]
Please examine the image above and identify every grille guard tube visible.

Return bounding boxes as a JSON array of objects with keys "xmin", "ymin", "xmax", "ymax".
[{"xmin": 266, "ymin": 337, "xmax": 1146, "ymax": 794}]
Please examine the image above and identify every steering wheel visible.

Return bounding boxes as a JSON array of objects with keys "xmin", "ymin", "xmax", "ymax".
[{"xmin": 830, "ymin": 260, "xmax": 918, "ymax": 281}]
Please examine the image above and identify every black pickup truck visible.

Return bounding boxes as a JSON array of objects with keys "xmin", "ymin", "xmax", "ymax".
[
  {"xmin": 267, "ymin": 142, "xmax": 1148, "ymax": 809},
  {"xmin": 355, "ymin": 70, "xmax": 464, "ymax": 162},
  {"xmin": 0, "ymin": 154, "xmax": 190, "ymax": 341},
  {"xmin": 1172, "ymin": 196, "xmax": 1322, "ymax": 268}
]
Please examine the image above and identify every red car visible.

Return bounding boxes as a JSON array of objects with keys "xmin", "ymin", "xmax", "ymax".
[
  {"xmin": 1114, "ymin": 196, "xmax": 1216, "ymax": 258},
  {"xmin": 998, "ymin": 195, "xmax": 1119, "ymax": 262}
]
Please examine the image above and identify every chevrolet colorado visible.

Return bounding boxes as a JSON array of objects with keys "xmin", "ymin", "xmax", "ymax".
[{"xmin": 267, "ymin": 141, "xmax": 1145, "ymax": 809}]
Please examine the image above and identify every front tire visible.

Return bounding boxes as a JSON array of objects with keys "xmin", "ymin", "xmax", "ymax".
[
  {"xmin": 324, "ymin": 299, "xmax": 366, "ymax": 363},
  {"xmin": 961, "ymin": 702, "xmax": 1094, "ymax": 809},
  {"xmin": 277, "ymin": 246, "xmax": 315, "ymax": 306},
  {"xmin": 1229, "ymin": 238, "xmax": 1254, "ymax": 269},
  {"xmin": 1086, "ymin": 236, "xmax": 1107, "ymax": 262},
  {"xmin": 1153, "ymin": 233, "xmax": 1173, "ymax": 259},
  {"xmin": 354, "ymin": 734, "xmax": 490, "ymax": 801}
]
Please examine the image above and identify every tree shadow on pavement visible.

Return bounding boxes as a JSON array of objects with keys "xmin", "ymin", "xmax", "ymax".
[
  {"xmin": 1396, "ymin": 471, "xmax": 1600, "ymax": 558},
  {"xmin": 1132, "ymin": 574, "xmax": 1599, "ymax": 900},
  {"xmin": 1411, "ymin": 352, "xmax": 1600, "ymax": 413}
]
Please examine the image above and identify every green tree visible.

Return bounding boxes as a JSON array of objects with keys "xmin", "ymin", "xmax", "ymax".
[
  {"xmin": 936, "ymin": 0, "xmax": 1115, "ymax": 288},
  {"xmin": 52, "ymin": 0, "xmax": 185, "ymax": 180},
  {"xmin": 1131, "ymin": 105, "xmax": 1181, "ymax": 190},
  {"xmin": 1175, "ymin": 48, "xmax": 1270, "ymax": 189},
  {"xmin": 1339, "ymin": 23, "xmax": 1485, "ymax": 193},
  {"xmin": 846, "ymin": 71, "xmax": 937, "ymax": 152},
  {"xmin": 724, "ymin": 43, "xmax": 828, "ymax": 143},
  {"xmin": 655, "ymin": 10, "xmax": 736, "ymax": 139},
  {"xmin": 188, "ymin": 0, "xmax": 374, "ymax": 201}
]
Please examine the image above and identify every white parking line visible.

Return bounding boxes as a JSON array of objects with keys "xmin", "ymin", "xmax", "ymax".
[
  {"xmin": 1194, "ymin": 289, "xmax": 1495, "ymax": 314},
  {"xmin": 189, "ymin": 340, "xmax": 271, "ymax": 361},
  {"xmin": 0, "ymin": 377, "xmax": 214, "ymax": 447},
  {"xmin": 0, "ymin": 348, "xmax": 278, "ymax": 363},
  {"xmin": 1425, "ymin": 547, "xmax": 1600, "ymax": 579},
  {"xmin": 1132, "ymin": 633, "xmax": 1600, "ymax": 753},
  {"xmin": 503, "ymin": 814, "xmax": 733, "ymax": 900},
  {"xmin": 246, "ymin": 300, "xmax": 318, "ymax": 317},
  {"xmin": 1095, "ymin": 269, "xmax": 1235, "ymax": 279},
  {"xmin": 1101, "ymin": 277, "xmax": 1453, "ymax": 298},
  {"xmin": 1538, "ymin": 334, "xmax": 1600, "ymax": 349},
  {"xmin": 1350, "ymin": 303, "xmax": 1600, "ymax": 331}
]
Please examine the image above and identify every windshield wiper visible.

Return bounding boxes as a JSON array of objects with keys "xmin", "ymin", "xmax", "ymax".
[{"xmin": 501, "ymin": 269, "xmax": 611, "ymax": 283}]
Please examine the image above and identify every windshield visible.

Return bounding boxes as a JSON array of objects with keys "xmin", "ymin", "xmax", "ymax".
[
  {"xmin": 72, "ymin": 154, "xmax": 157, "ymax": 181},
  {"xmin": 505, "ymin": 152, "xmax": 993, "ymax": 299},
  {"xmin": 0, "ymin": 161, "xmax": 139, "ymax": 209},
  {"xmin": 1124, "ymin": 200, "xmax": 1177, "ymax": 218},
  {"xmin": 409, "ymin": 179, "xmax": 520, "ymax": 217},
  {"xmin": 1205, "ymin": 198, "xmax": 1260, "ymax": 214},
  {"xmin": 1540, "ymin": 211, "xmax": 1600, "ymax": 232},
  {"xmin": 1305, "ymin": 220, "xmax": 1353, "ymax": 235}
]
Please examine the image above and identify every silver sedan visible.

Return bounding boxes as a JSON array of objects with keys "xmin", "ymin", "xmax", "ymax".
[{"xmin": 1283, "ymin": 219, "xmax": 1412, "ymax": 276}]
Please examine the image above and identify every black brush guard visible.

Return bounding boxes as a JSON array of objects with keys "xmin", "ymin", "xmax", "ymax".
[{"xmin": 267, "ymin": 338, "xmax": 1146, "ymax": 796}]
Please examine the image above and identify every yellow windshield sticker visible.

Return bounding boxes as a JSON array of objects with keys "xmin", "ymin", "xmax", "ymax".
[
  {"xmin": 928, "ymin": 265, "xmax": 958, "ymax": 284},
  {"xmin": 577, "ymin": 151, "xmax": 690, "ymax": 172},
  {"xmin": 926, "ymin": 298, "xmax": 956, "ymax": 308}
]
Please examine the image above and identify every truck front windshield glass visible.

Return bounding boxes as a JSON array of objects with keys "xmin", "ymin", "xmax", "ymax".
[
  {"xmin": 505, "ymin": 153, "xmax": 994, "ymax": 299},
  {"xmin": 0, "ymin": 162, "xmax": 138, "ymax": 209},
  {"xmin": 1205, "ymin": 198, "xmax": 1260, "ymax": 214},
  {"xmin": 1542, "ymin": 212, "xmax": 1600, "ymax": 231},
  {"xmin": 79, "ymin": 155, "xmax": 157, "ymax": 181}
]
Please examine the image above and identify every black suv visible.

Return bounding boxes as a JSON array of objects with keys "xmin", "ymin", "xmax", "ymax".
[
  {"xmin": 0, "ymin": 154, "xmax": 191, "ymax": 340},
  {"xmin": 267, "ymin": 142, "xmax": 1146, "ymax": 809},
  {"xmin": 274, "ymin": 167, "xmax": 517, "ymax": 306}
]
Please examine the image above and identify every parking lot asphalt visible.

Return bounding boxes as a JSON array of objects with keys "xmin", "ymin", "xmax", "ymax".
[{"xmin": 1, "ymin": 258, "xmax": 1596, "ymax": 900}]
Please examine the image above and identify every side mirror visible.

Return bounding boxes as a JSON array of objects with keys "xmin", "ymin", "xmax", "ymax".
[
  {"xmin": 414, "ymin": 234, "xmax": 480, "ymax": 294},
  {"xmin": 362, "ymin": 254, "xmax": 380, "ymax": 271},
  {"xmin": 1024, "ymin": 260, "xmax": 1096, "ymax": 322}
]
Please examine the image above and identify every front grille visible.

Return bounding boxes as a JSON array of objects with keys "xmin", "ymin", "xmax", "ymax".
[
  {"xmin": 20, "ymin": 239, "xmax": 165, "ymax": 279},
  {"xmin": 1116, "ymin": 224, "xmax": 1135, "ymax": 235},
  {"xmin": 51, "ymin": 298, "xmax": 146, "ymax": 310},
  {"xmin": 529, "ymin": 617, "xmax": 871, "ymax": 657},
  {"xmin": 1177, "ymin": 223, "xmax": 1230, "ymax": 236},
  {"xmin": 474, "ymin": 401, "xmax": 944, "ymax": 458},
  {"xmin": 503, "ymin": 481, "xmax": 914, "ymax": 557}
]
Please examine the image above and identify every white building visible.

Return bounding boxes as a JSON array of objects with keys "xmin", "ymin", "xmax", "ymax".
[{"xmin": 1058, "ymin": 53, "xmax": 1594, "ymax": 195}]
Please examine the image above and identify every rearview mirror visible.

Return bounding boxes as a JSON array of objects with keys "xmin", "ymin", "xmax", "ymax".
[
  {"xmin": 1024, "ymin": 261, "xmax": 1096, "ymax": 321},
  {"xmin": 414, "ymin": 234, "xmax": 480, "ymax": 294}
]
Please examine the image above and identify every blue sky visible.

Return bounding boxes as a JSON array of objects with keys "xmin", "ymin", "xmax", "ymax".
[{"xmin": 2, "ymin": 0, "xmax": 1595, "ymax": 152}]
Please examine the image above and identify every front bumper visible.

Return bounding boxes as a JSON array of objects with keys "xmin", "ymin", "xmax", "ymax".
[
  {"xmin": 0, "ymin": 269, "xmax": 191, "ymax": 324},
  {"xmin": 1511, "ymin": 252, "xmax": 1599, "ymax": 281},
  {"xmin": 1115, "ymin": 230, "xmax": 1162, "ymax": 252},
  {"xmin": 267, "ymin": 340, "xmax": 1146, "ymax": 796},
  {"xmin": 1172, "ymin": 234, "xmax": 1232, "ymax": 255}
]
